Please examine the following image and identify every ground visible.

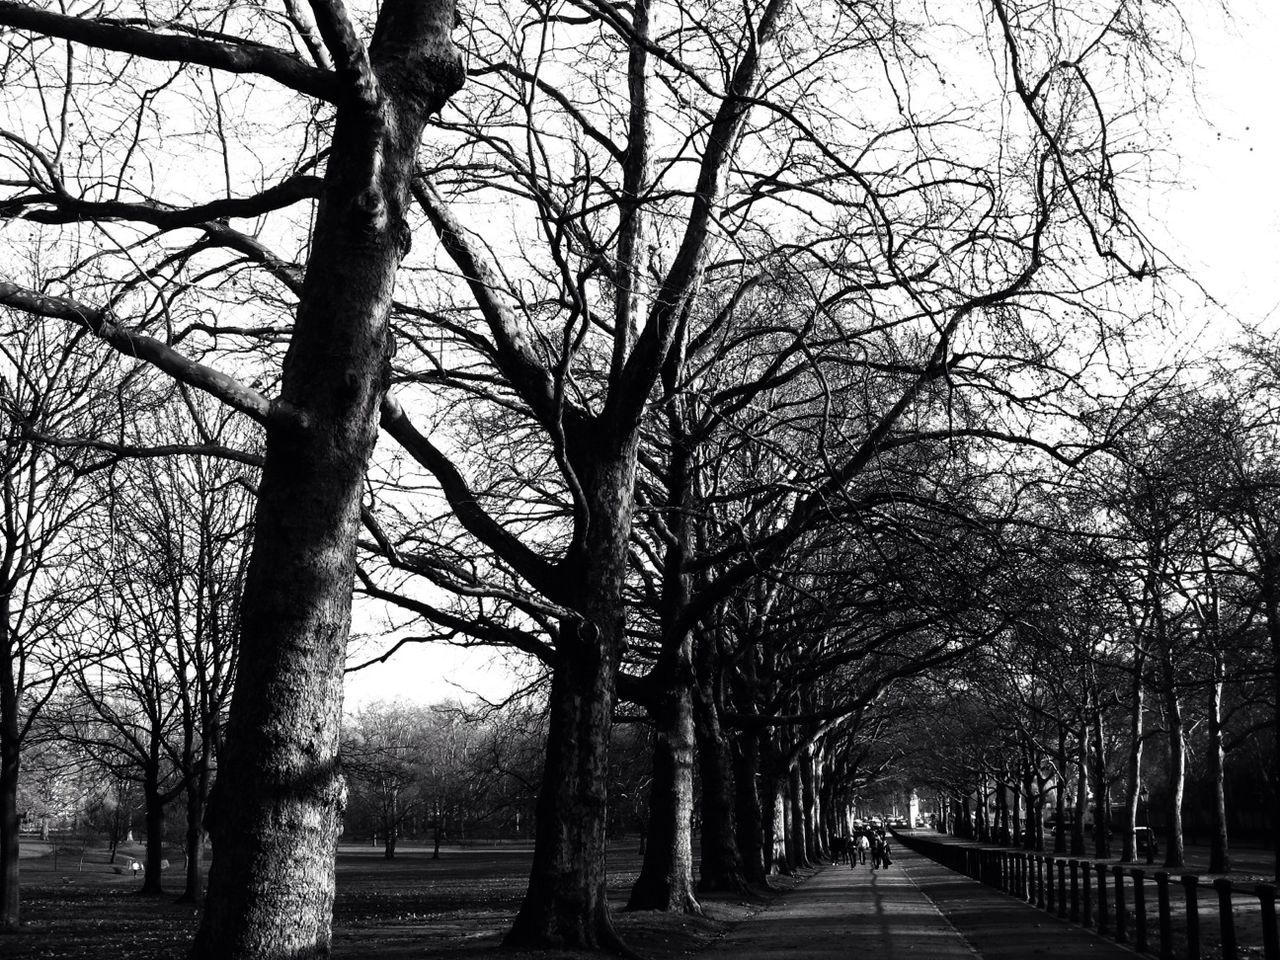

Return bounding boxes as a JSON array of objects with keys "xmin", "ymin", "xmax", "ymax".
[{"xmin": 5, "ymin": 839, "xmax": 786, "ymax": 959}]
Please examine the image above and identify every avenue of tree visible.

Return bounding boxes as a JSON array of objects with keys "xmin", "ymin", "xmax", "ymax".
[{"xmin": 1, "ymin": 0, "xmax": 1276, "ymax": 959}]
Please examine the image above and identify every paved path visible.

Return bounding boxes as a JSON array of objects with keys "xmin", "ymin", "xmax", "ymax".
[{"xmin": 704, "ymin": 842, "xmax": 1136, "ymax": 959}]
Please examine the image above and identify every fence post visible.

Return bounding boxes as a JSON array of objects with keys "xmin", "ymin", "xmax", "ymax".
[
  {"xmin": 1096, "ymin": 862, "xmax": 1109, "ymax": 935},
  {"xmin": 1083, "ymin": 857, "xmax": 1094, "ymax": 927},
  {"xmin": 1058, "ymin": 859, "xmax": 1068, "ymax": 919},
  {"xmin": 1156, "ymin": 871, "xmax": 1172, "ymax": 960},
  {"xmin": 1112, "ymin": 864, "xmax": 1127, "ymax": 943},
  {"xmin": 1182, "ymin": 874, "xmax": 1201, "ymax": 960},
  {"xmin": 1070, "ymin": 859, "xmax": 1081, "ymax": 923},
  {"xmin": 1131, "ymin": 868, "xmax": 1147, "ymax": 953},
  {"xmin": 1213, "ymin": 878, "xmax": 1236, "ymax": 960},
  {"xmin": 1258, "ymin": 884, "xmax": 1278, "ymax": 960},
  {"xmin": 1036, "ymin": 856, "xmax": 1046, "ymax": 910}
]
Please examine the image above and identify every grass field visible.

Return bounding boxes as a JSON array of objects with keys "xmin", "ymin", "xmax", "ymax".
[{"xmin": 7, "ymin": 840, "xmax": 781, "ymax": 959}]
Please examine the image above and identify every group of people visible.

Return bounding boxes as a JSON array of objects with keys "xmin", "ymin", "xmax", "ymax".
[{"xmin": 843, "ymin": 825, "xmax": 892, "ymax": 870}]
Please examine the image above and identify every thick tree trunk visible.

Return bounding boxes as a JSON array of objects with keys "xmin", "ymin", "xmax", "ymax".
[
  {"xmin": 505, "ymin": 619, "xmax": 622, "ymax": 948},
  {"xmin": 0, "ymin": 729, "xmax": 18, "ymax": 930},
  {"xmin": 190, "ymin": 6, "xmax": 463, "ymax": 956},
  {"xmin": 1054, "ymin": 727, "xmax": 1067, "ymax": 854},
  {"xmin": 627, "ymin": 675, "xmax": 699, "ymax": 913},
  {"xmin": 788, "ymin": 763, "xmax": 808, "ymax": 868},
  {"xmin": 731, "ymin": 729, "xmax": 765, "ymax": 886},
  {"xmin": 774, "ymin": 777, "xmax": 792, "ymax": 875},
  {"xmin": 178, "ymin": 764, "xmax": 207, "ymax": 903},
  {"xmin": 1268, "ymin": 581, "xmax": 1280, "ymax": 883},
  {"xmin": 141, "ymin": 773, "xmax": 166, "ymax": 896},
  {"xmin": 691, "ymin": 640, "xmax": 746, "ymax": 894},
  {"xmin": 1, "ymin": 598, "xmax": 20, "ymax": 930},
  {"xmin": 505, "ymin": 433, "xmax": 636, "ymax": 950}
]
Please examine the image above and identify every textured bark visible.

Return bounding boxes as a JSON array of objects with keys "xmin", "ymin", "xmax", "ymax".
[
  {"xmin": 1161, "ymin": 644, "xmax": 1186, "ymax": 869},
  {"xmin": 504, "ymin": 616, "xmax": 624, "ymax": 949},
  {"xmin": 1091, "ymin": 694, "xmax": 1111, "ymax": 860},
  {"xmin": 504, "ymin": 440, "xmax": 636, "ymax": 950},
  {"xmin": 1121, "ymin": 646, "xmax": 1145, "ymax": 863},
  {"xmin": 1072, "ymin": 724, "xmax": 1087, "ymax": 856},
  {"xmin": 0, "ymin": 724, "xmax": 17, "ymax": 930},
  {"xmin": 787, "ymin": 763, "xmax": 808, "ymax": 868},
  {"xmin": 1267, "ymin": 582, "xmax": 1280, "ymax": 883},
  {"xmin": 1207, "ymin": 654, "xmax": 1229, "ymax": 874},
  {"xmin": 179, "ymin": 763, "xmax": 208, "ymax": 903},
  {"xmin": 141, "ymin": 772, "xmax": 166, "ymax": 896},
  {"xmin": 799, "ymin": 749, "xmax": 818, "ymax": 862},
  {"xmin": 732, "ymin": 730, "xmax": 766, "ymax": 885},
  {"xmin": 1054, "ymin": 725, "xmax": 1068, "ymax": 853},
  {"xmin": 0, "ymin": 596, "xmax": 18, "ymax": 930},
  {"xmin": 692, "ymin": 639, "xmax": 746, "ymax": 894},
  {"xmin": 190, "ymin": 3, "xmax": 463, "ymax": 956},
  {"xmin": 627, "ymin": 676, "xmax": 699, "ymax": 913}
]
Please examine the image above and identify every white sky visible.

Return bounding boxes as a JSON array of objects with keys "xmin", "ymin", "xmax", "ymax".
[
  {"xmin": 341, "ymin": 0, "xmax": 1280, "ymax": 707},
  {"xmin": 1153, "ymin": 1, "xmax": 1280, "ymax": 335}
]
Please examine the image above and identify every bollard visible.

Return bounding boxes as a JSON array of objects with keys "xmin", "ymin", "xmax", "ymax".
[
  {"xmin": 1096, "ymin": 862, "xmax": 1109, "ymax": 935},
  {"xmin": 1156, "ymin": 871, "xmax": 1172, "ymax": 960},
  {"xmin": 1059, "ymin": 858, "xmax": 1068, "ymax": 919},
  {"xmin": 1113, "ymin": 864, "xmax": 1127, "ymax": 943},
  {"xmin": 1131, "ymin": 868, "xmax": 1148, "ymax": 953},
  {"xmin": 1258, "ymin": 884, "xmax": 1278, "ymax": 960},
  {"xmin": 1182, "ymin": 874, "xmax": 1201, "ymax": 960},
  {"xmin": 1213, "ymin": 877, "xmax": 1236, "ymax": 960},
  {"xmin": 1070, "ymin": 859, "xmax": 1081, "ymax": 923},
  {"xmin": 1083, "ymin": 858, "xmax": 1093, "ymax": 927}
]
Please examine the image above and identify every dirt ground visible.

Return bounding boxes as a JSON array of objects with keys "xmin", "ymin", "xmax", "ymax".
[{"xmin": 6, "ymin": 841, "xmax": 790, "ymax": 959}]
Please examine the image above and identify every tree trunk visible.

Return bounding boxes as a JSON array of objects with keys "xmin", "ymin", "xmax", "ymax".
[
  {"xmin": 504, "ymin": 599, "xmax": 629, "ymax": 952},
  {"xmin": 1162, "ymin": 644, "xmax": 1186, "ymax": 869},
  {"xmin": 799, "ymin": 747, "xmax": 818, "ymax": 863},
  {"xmin": 1267, "ymin": 577, "xmax": 1280, "ymax": 883},
  {"xmin": 1207, "ymin": 650, "xmax": 1229, "ymax": 874},
  {"xmin": 731, "ymin": 728, "xmax": 765, "ymax": 885},
  {"xmin": 142, "ymin": 773, "xmax": 166, "ymax": 896},
  {"xmin": 1122, "ymin": 646, "xmax": 1145, "ymax": 863},
  {"xmin": 692, "ymin": 637, "xmax": 746, "ymax": 894},
  {"xmin": 787, "ymin": 763, "xmax": 808, "ymax": 868},
  {"xmin": 1054, "ymin": 726, "xmax": 1068, "ymax": 854},
  {"xmin": 190, "ymin": 5, "xmax": 464, "ymax": 955},
  {"xmin": 1072, "ymin": 722, "xmax": 1088, "ymax": 856},
  {"xmin": 178, "ymin": 758, "xmax": 210, "ymax": 903},
  {"xmin": 1092, "ymin": 692, "xmax": 1111, "ymax": 860},
  {"xmin": 627, "ymin": 672, "xmax": 699, "ymax": 913},
  {"xmin": 0, "ymin": 726, "xmax": 18, "ymax": 930}
]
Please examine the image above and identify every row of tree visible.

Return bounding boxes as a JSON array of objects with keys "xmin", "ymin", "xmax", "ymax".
[{"xmin": 1, "ymin": 0, "xmax": 1267, "ymax": 957}]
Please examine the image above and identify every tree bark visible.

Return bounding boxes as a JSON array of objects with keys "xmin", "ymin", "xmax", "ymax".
[
  {"xmin": 1122, "ymin": 644, "xmax": 1145, "ymax": 863},
  {"xmin": 691, "ymin": 633, "xmax": 746, "ymax": 894},
  {"xmin": 1091, "ymin": 691, "xmax": 1111, "ymax": 860},
  {"xmin": 505, "ymin": 613, "xmax": 626, "ymax": 950},
  {"xmin": 0, "ymin": 722, "xmax": 18, "ymax": 930},
  {"xmin": 190, "ymin": 3, "xmax": 463, "ymax": 955},
  {"xmin": 1072, "ymin": 722, "xmax": 1088, "ymax": 856},
  {"xmin": 1161, "ymin": 643, "xmax": 1186, "ymax": 870},
  {"xmin": 141, "ymin": 764, "xmax": 167, "ymax": 896},
  {"xmin": 732, "ymin": 728, "xmax": 766, "ymax": 886},
  {"xmin": 627, "ymin": 673, "xmax": 699, "ymax": 913},
  {"xmin": 1207, "ymin": 650, "xmax": 1229, "ymax": 874}
]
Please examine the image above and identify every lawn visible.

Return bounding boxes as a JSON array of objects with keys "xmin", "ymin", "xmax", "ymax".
[{"xmin": 6, "ymin": 840, "xmax": 778, "ymax": 959}]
